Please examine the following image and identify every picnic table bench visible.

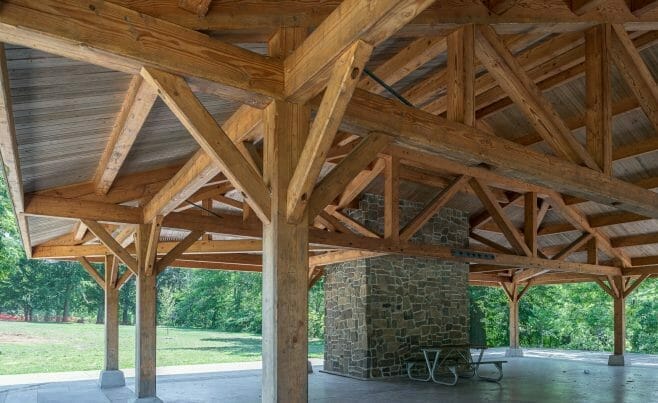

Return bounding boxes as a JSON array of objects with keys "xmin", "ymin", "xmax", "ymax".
[{"xmin": 406, "ymin": 345, "xmax": 506, "ymax": 385}]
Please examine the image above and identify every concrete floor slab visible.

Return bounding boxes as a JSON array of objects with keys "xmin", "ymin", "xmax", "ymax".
[{"xmin": 1, "ymin": 350, "xmax": 658, "ymax": 402}]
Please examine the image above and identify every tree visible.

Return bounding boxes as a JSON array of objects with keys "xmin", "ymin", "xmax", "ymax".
[{"xmin": 0, "ymin": 172, "xmax": 23, "ymax": 281}]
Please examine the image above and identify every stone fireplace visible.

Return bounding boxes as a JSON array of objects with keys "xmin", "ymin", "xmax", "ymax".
[{"xmin": 323, "ymin": 194, "xmax": 470, "ymax": 379}]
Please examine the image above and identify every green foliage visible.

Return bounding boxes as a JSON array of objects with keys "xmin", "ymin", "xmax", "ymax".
[
  {"xmin": 627, "ymin": 278, "xmax": 658, "ymax": 353},
  {"xmin": 161, "ymin": 269, "xmax": 325, "ymax": 338},
  {"xmin": 470, "ymin": 281, "xmax": 658, "ymax": 354},
  {"xmin": 0, "ymin": 172, "xmax": 23, "ymax": 281}
]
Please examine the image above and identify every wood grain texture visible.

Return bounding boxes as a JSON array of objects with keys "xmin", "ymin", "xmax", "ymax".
[
  {"xmin": 262, "ymin": 27, "xmax": 310, "ymax": 403},
  {"xmin": 94, "ymin": 76, "xmax": 158, "ymax": 195},
  {"xmin": 284, "ymin": 0, "xmax": 436, "ymax": 101},
  {"xmin": 474, "ymin": 25, "xmax": 598, "ymax": 170},
  {"xmin": 287, "ymin": 40, "xmax": 373, "ymax": 222},
  {"xmin": 308, "ymin": 134, "xmax": 390, "ymax": 219},
  {"xmin": 141, "ymin": 68, "xmax": 270, "ymax": 223},
  {"xmin": 103, "ymin": 254, "xmax": 120, "ymax": 371},
  {"xmin": 585, "ymin": 24, "xmax": 613, "ymax": 174},
  {"xmin": 0, "ymin": 44, "xmax": 31, "ymax": 256},
  {"xmin": 610, "ymin": 24, "xmax": 658, "ymax": 133},
  {"xmin": 0, "ymin": 0, "xmax": 283, "ymax": 97},
  {"xmin": 342, "ymin": 89, "xmax": 658, "ymax": 220}
]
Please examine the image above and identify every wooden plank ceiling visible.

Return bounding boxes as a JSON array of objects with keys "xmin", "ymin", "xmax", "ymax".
[{"xmin": 1, "ymin": 0, "xmax": 658, "ymax": 291}]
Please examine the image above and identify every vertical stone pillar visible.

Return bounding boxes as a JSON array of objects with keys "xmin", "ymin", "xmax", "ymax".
[
  {"xmin": 99, "ymin": 254, "xmax": 125, "ymax": 388},
  {"xmin": 609, "ymin": 277, "xmax": 627, "ymax": 366},
  {"xmin": 261, "ymin": 27, "xmax": 310, "ymax": 403},
  {"xmin": 324, "ymin": 196, "xmax": 470, "ymax": 378},
  {"xmin": 505, "ymin": 298, "xmax": 523, "ymax": 357},
  {"xmin": 134, "ymin": 224, "xmax": 161, "ymax": 402}
]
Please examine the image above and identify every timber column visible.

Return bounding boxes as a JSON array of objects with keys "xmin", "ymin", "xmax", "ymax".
[
  {"xmin": 134, "ymin": 223, "xmax": 161, "ymax": 402},
  {"xmin": 506, "ymin": 298, "xmax": 523, "ymax": 357},
  {"xmin": 99, "ymin": 254, "xmax": 126, "ymax": 388},
  {"xmin": 504, "ymin": 283, "xmax": 530, "ymax": 357},
  {"xmin": 608, "ymin": 276, "xmax": 627, "ymax": 366},
  {"xmin": 262, "ymin": 27, "xmax": 310, "ymax": 403}
]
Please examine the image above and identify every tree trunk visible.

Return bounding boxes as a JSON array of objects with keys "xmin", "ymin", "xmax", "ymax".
[
  {"xmin": 121, "ymin": 304, "xmax": 130, "ymax": 325},
  {"xmin": 96, "ymin": 300, "xmax": 105, "ymax": 324},
  {"xmin": 61, "ymin": 281, "xmax": 73, "ymax": 322}
]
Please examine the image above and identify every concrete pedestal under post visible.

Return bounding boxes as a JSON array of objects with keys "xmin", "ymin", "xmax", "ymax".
[
  {"xmin": 99, "ymin": 255, "xmax": 125, "ymax": 389},
  {"xmin": 608, "ymin": 278, "xmax": 627, "ymax": 366},
  {"xmin": 134, "ymin": 224, "xmax": 161, "ymax": 402}
]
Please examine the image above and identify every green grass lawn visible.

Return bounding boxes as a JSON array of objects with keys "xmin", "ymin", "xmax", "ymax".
[{"xmin": 0, "ymin": 321, "xmax": 324, "ymax": 375}]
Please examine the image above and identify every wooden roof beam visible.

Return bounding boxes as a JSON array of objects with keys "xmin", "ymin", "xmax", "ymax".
[
  {"xmin": 39, "ymin": 227, "xmax": 623, "ymax": 277},
  {"xmin": 610, "ymin": 24, "xmax": 658, "ymax": 133},
  {"xmin": 401, "ymin": 175, "xmax": 470, "ymax": 241},
  {"xmin": 73, "ymin": 221, "xmax": 88, "ymax": 242},
  {"xmin": 474, "ymin": 30, "xmax": 658, "ymax": 121},
  {"xmin": 142, "ymin": 98, "xmax": 264, "ymax": 223},
  {"xmin": 585, "ymin": 24, "xmax": 613, "ymax": 174},
  {"xmin": 470, "ymin": 232, "xmax": 516, "ymax": 255},
  {"xmin": 106, "ymin": 1, "xmax": 658, "ymax": 33},
  {"xmin": 94, "ymin": 76, "xmax": 158, "ymax": 195},
  {"xmin": 156, "ymin": 230, "xmax": 204, "ymax": 274},
  {"xmin": 546, "ymin": 192, "xmax": 631, "ymax": 267},
  {"xmin": 0, "ymin": 0, "xmax": 283, "ymax": 98},
  {"xmin": 25, "ymin": 195, "xmax": 142, "ymax": 225},
  {"xmin": 141, "ymin": 67, "xmax": 271, "ymax": 224},
  {"xmin": 358, "ymin": 35, "xmax": 448, "ymax": 94},
  {"xmin": 306, "ymin": 232, "xmax": 622, "ymax": 276},
  {"xmin": 422, "ymin": 30, "xmax": 582, "ymax": 115},
  {"xmin": 626, "ymin": 0, "xmax": 658, "ymax": 16},
  {"xmin": 77, "ymin": 256, "xmax": 105, "ymax": 289},
  {"xmin": 536, "ymin": 231, "xmax": 658, "ymax": 257},
  {"xmin": 82, "ymin": 219, "xmax": 138, "ymax": 273},
  {"xmin": 470, "ymin": 178, "xmax": 532, "ymax": 257},
  {"xmin": 403, "ymin": 31, "xmax": 548, "ymax": 108},
  {"xmin": 283, "ymin": 0, "xmax": 437, "ymax": 102},
  {"xmin": 178, "ymin": 0, "xmax": 211, "ymax": 17},
  {"xmin": 571, "ymin": 0, "xmax": 608, "ymax": 15},
  {"xmin": 342, "ymin": 89, "xmax": 658, "ymax": 221},
  {"xmin": 35, "ymin": 164, "xmax": 182, "ymax": 205},
  {"xmin": 308, "ymin": 134, "xmax": 391, "ymax": 220},
  {"xmin": 34, "ymin": 238, "xmax": 265, "ymax": 259},
  {"xmin": 287, "ymin": 40, "xmax": 373, "ymax": 222},
  {"xmin": 513, "ymin": 267, "xmax": 550, "ymax": 284},
  {"xmin": 552, "ymin": 233, "xmax": 594, "ymax": 261},
  {"xmin": 0, "ymin": 43, "xmax": 31, "ymax": 256},
  {"xmin": 383, "ymin": 155, "xmax": 400, "ymax": 242},
  {"xmin": 474, "ymin": 25, "xmax": 598, "ymax": 170},
  {"xmin": 524, "ymin": 192, "xmax": 539, "ymax": 257}
]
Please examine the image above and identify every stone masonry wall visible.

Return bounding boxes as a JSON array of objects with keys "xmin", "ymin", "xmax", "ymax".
[{"xmin": 324, "ymin": 194, "xmax": 469, "ymax": 379}]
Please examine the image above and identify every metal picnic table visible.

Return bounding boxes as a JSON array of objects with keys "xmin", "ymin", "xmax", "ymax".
[{"xmin": 407, "ymin": 344, "xmax": 506, "ymax": 386}]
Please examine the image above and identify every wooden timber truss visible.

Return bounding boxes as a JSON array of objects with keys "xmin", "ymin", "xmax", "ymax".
[{"xmin": 3, "ymin": 0, "xmax": 658, "ymax": 399}]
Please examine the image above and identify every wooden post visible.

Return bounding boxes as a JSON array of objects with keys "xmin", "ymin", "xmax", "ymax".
[
  {"xmin": 262, "ymin": 27, "xmax": 310, "ymax": 403},
  {"xmin": 524, "ymin": 192, "xmax": 538, "ymax": 257},
  {"xmin": 134, "ymin": 224, "xmax": 160, "ymax": 400},
  {"xmin": 585, "ymin": 24, "xmax": 612, "ymax": 174},
  {"xmin": 504, "ymin": 283, "xmax": 525, "ymax": 357},
  {"xmin": 98, "ymin": 254, "xmax": 125, "ymax": 388},
  {"xmin": 609, "ymin": 276, "xmax": 627, "ymax": 366},
  {"xmin": 509, "ymin": 298, "xmax": 520, "ymax": 350},
  {"xmin": 383, "ymin": 155, "xmax": 400, "ymax": 242}
]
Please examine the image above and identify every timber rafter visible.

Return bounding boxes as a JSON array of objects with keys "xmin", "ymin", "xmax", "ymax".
[{"xmin": 3, "ymin": 0, "xmax": 658, "ymax": 291}]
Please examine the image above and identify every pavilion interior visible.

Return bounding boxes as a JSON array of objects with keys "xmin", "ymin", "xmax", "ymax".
[{"xmin": 2, "ymin": 0, "xmax": 658, "ymax": 401}]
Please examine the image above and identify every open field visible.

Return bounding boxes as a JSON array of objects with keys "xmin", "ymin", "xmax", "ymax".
[{"xmin": 0, "ymin": 321, "xmax": 324, "ymax": 375}]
